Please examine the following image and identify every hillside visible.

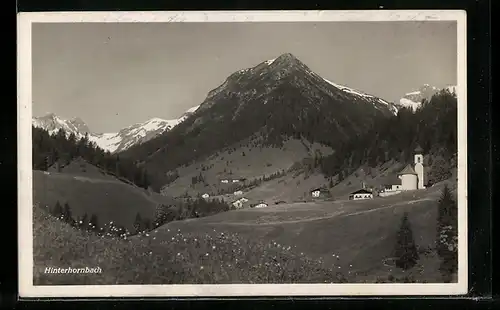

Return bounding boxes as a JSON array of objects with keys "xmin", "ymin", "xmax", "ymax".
[
  {"xmin": 122, "ymin": 53, "xmax": 398, "ymax": 189},
  {"xmin": 160, "ymin": 136, "xmax": 333, "ymax": 198},
  {"xmin": 33, "ymin": 161, "xmax": 175, "ymax": 231},
  {"xmin": 32, "ymin": 126, "xmax": 156, "ymax": 190},
  {"xmin": 33, "ymin": 204, "xmax": 349, "ymax": 285},
  {"xmin": 34, "ymin": 180, "xmax": 457, "ymax": 285}
]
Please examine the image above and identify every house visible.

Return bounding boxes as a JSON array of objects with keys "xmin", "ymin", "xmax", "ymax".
[
  {"xmin": 349, "ymin": 188, "xmax": 373, "ymax": 200},
  {"xmin": 254, "ymin": 203, "xmax": 268, "ymax": 208},
  {"xmin": 201, "ymin": 193, "xmax": 210, "ymax": 199},
  {"xmin": 233, "ymin": 190, "xmax": 243, "ymax": 196},
  {"xmin": 232, "ymin": 200, "xmax": 244, "ymax": 209},
  {"xmin": 221, "ymin": 179, "xmax": 229, "ymax": 184},
  {"xmin": 379, "ymin": 176, "xmax": 403, "ymax": 197},
  {"xmin": 232, "ymin": 197, "xmax": 248, "ymax": 209},
  {"xmin": 310, "ymin": 188, "xmax": 329, "ymax": 198},
  {"xmin": 232, "ymin": 179, "xmax": 240, "ymax": 183}
]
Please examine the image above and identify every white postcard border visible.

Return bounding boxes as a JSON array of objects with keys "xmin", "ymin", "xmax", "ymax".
[{"xmin": 17, "ymin": 10, "xmax": 468, "ymax": 297}]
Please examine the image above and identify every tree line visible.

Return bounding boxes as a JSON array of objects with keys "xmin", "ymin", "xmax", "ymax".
[
  {"xmin": 32, "ymin": 126, "xmax": 154, "ymax": 190},
  {"xmin": 43, "ymin": 196, "xmax": 231, "ymax": 239},
  {"xmin": 44, "ymin": 201, "xmax": 130, "ymax": 238},
  {"xmin": 320, "ymin": 89, "xmax": 457, "ymax": 184}
]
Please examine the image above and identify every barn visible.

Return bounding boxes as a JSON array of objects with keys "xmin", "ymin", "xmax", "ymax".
[{"xmin": 348, "ymin": 188, "xmax": 373, "ymax": 200}]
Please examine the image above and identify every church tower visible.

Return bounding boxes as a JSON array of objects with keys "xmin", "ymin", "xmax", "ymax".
[{"xmin": 414, "ymin": 145, "xmax": 425, "ymax": 189}]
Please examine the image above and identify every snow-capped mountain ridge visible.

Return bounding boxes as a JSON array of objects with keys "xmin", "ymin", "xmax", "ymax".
[
  {"xmin": 201, "ymin": 53, "xmax": 398, "ymax": 115},
  {"xmin": 32, "ymin": 105, "xmax": 200, "ymax": 154},
  {"xmin": 398, "ymin": 84, "xmax": 457, "ymax": 111}
]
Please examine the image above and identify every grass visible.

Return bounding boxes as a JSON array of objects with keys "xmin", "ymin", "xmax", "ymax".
[
  {"xmin": 33, "ymin": 170, "xmax": 175, "ymax": 231},
  {"xmin": 33, "ymin": 181, "xmax": 455, "ymax": 285},
  {"xmin": 33, "ymin": 205, "xmax": 348, "ymax": 285}
]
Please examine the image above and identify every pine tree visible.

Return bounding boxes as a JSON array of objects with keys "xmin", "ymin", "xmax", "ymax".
[
  {"xmin": 143, "ymin": 218, "xmax": 151, "ymax": 231},
  {"xmin": 89, "ymin": 214, "xmax": 99, "ymax": 232},
  {"xmin": 52, "ymin": 201, "xmax": 64, "ymax": 219},
  {"xmin": 436, "ymin": 185, "xmax": 458, "ymax": 279},
  {"xmin": 62, "ymin": 202, "xmax": 73, "ymax": 224},
  {"xmin": 394, "ymin": 212, "xmax": 420, "ymax": 270},
  {"xmin": 133, "ymin": 213, "xmax": 143, "ymax": 234}
]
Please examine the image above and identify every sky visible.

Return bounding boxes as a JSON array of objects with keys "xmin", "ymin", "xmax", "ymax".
[{"xmin": 32, "ymin": 21, "xmax": 457, "ymax": 133}]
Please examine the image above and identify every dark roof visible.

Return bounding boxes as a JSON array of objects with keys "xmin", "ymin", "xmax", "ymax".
[
  {"xmin": 414, "ymin": 145, "xmax": 424, "ymax": 153},
  {"xmin": 311, "ymin": 188, "xmax": 328, "ymax": 192},
  {"xmin": 397, "ymin": 164, "xmax": 418, "ymax": 175},
  {"xmin": 350, "ymin": 189, "xmax": 373, "ymax": 195},
  {"xmin": 384, "ymin": 175, "xmax": 402, "ymax": 186}
]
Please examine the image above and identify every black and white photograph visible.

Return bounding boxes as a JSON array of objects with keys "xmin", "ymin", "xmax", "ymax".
[{"xmin": 17, "ymin": 11, "xmax": 467, "ymax": 297}]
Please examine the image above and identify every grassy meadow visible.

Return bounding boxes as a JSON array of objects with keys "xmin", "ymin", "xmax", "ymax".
[{"xmin": 33, "ymin": 180, "xmax": 456, "ymax": 285}]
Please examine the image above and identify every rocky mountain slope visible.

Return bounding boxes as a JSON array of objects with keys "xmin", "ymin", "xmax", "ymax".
[
  {"xmin": 32, "ymin": 105, "xmax": 199, "ymax": 153},
  {"xmin": 399, "ymin": 84, "xmax": 457, "ymax": 111},
  {"xmin": 122, "ymin": 53, "xmax": 399, "ymax": 189}
]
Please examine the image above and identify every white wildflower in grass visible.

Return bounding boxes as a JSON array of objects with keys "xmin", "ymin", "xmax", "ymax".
[
  {"xmin": 183, "ymin": 239, "xmax": 187, "ymax": 242},
  {"xmin": 177, "ymin": 253, "xmax": 181, "ymax": 256},
  {"xmin": 154, "ymin": 230, "xmax": 158, "ymax": 233},
  {"xmin": 153, "ymin": 237, "xmax": 156, "ymax": 240},
  {"xmin": 212, "ymin": 246, "xmax": 216, "ymax": 250},
  {"xmin": 205, "ymin": 253, "xmax": 209, "ymax": 256},
  {"xmin": 79, "ymin": 220, "xmax": 83, "ymax": 224},
  {"xmin": 167, "ymin": 229, "xmax": 170, "ymax": 232},
  {"xmin": 146, "ymin": 234, "xmax": 150, "ymax": 237},
  {"xmin": 171, "ymin": 237, "xmax": 175, "ymax": 240},
  {"xmin": 200, "ymin": 266, "xmax": 204, "ymax": 270},
  {"xmin": 149, "ymin": 251, "xmax": 152, "ymax": 255}
]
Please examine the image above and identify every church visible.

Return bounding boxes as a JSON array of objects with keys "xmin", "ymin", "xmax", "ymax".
[{"xmin": 380, "ymin": 146, "xmax": 426, "ymax": 196}]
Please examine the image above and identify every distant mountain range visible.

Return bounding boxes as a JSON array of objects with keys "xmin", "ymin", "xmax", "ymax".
[
  {"xmin": 33, "ymin": 51, "xmax": 456, "ymax": 161},
  {"xmin": 32, "ymin": 105, "xmax": 199, "ymax": 153},
  {"xmin": 398, "ymin": 84, "xmax": 457, "ymax": 111}
]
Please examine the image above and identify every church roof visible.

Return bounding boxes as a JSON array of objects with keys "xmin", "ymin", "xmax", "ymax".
[
  {"xmin": 398, "ymin": 164, "xmax": 418, "ymax": 176},
  {"xmin": 414, "ymin": 145, "xmax": 424, "ymax": 153}
]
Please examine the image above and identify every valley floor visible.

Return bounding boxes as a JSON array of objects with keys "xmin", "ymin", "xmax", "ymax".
[{"xmin": 33, "ymin": 182, "xmax": 454, "ymax": 285}]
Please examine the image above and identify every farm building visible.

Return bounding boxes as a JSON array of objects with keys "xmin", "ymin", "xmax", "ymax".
[
  {"xmin": 221, "ymin": 179, "xmax": 229, "ymax": 184},
  {"xmin": 232, "ymin": 200, "xmax": 243, "ymax": 209},
  {"xmin": 348, "ymin": 189, "xmax": 373, "ymax": 200},
  {"xmin": 232, "ymin": 197, "xmax": 248, "ymax": 209},
  {"xmin": 201, "ymin": 193, "xmax": 210, "ymax": 199},
  {"xmin": 254, "ymin": 203, "xmax": 268, "ymax": 208},
  {"xmin": 310, "ymin": 188, "xmax": 330, "ymax": 198},
  {"xmin": 379, "ymin": 176, "xmax": 403, "ymax": 197}
]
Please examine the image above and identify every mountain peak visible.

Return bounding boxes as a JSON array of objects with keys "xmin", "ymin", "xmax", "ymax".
[{"xmin": 273, "ymin": 53, "xmax": 304, "ymax": 66}]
